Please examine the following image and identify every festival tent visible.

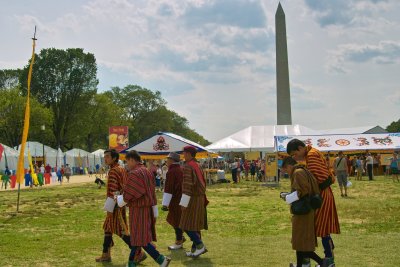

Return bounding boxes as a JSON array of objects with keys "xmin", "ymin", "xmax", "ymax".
[
  {"xmin": 91, "ymin": 149, "xmax": 105, "ymax": 167},
  {"xmin": 275, "ymin": 133, "xmax": 400, "ymax": 153},
  {"xmin": 16, "ymin": 141, "xmax": 58, "ymax": 167},
  {"xmin": 206, "ymin": 125, "xmax": 320, "ymax": 152},
  {"xmin": 122, "ymin": 132, "xmax": 217, "ymax": 159},
  {"xmin": 0, "ymin": 143, "xmax": 20, "ymax": 171},
  {"xmin": 64, "ymin": 148, "xmax": 92, "ymax": 171}
]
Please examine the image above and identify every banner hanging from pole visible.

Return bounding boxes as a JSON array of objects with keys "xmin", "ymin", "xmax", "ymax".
[
  {"xmin": 16, "ymin": 28, "xmax": 37, "ymax": 184},
  {"xmin": 109, "ymin": 126, "xmax": 129, "ymax": 152}
]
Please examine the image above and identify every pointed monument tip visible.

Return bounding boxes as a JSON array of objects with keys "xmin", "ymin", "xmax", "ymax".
[{"xmin": 276, "ymin": 2, "xmax": 284, "ymax": 14}]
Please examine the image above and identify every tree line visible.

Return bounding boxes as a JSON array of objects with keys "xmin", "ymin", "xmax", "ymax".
[{"xmin": 0, "ymin": 48, "xmax": 209, "ymax": 151}]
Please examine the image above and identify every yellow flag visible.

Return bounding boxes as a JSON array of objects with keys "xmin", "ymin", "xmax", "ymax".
[
  {"xmin": 28, "ymin": 150, "xmax": 39, "ymax": 185},
  {"xmin": 16, "ymin": 36, "xmax": 36, "ymax": 184}
]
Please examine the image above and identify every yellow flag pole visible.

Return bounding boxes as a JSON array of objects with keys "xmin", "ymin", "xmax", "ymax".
[{"xmin": 16, "ymin": 26, "xmax": 37, "ymax": 213}]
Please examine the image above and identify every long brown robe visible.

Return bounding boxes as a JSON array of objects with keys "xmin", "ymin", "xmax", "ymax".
[
  {"xmin": 290, "ymin": 165, "xmax": 319, "ymax": 251},
  {"xmin": 179, "ymin": 159, "xmax": 208, "ymax": 231},
  {"xmin": 164, "ymin": 163, "xmax": 183, "ymax": 228}
]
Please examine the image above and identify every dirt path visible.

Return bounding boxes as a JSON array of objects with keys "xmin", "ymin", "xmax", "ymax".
[{"xmin": 0, "ymin": 174, "xmax": 106, "ymax": 192}]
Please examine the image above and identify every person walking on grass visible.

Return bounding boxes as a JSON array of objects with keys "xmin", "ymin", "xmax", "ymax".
[
  {"xmin": 287, "ymin": 139, "xmax": 339, "ymax": 267},
  {"xmin": 390, "ymin": 153, "xmax": 400, "ymax": 182},
  {"xmin": 64, "ymin": 164, "xmax": 71, "ymax": 183},
  {"xmin": 95, "ymin": 149, "xmax": 146, "ymax": 264},
  {"xmin": 179, "ymin": 146, "xmax": 208, "ymax": 258},
  {"xmin": 161, "ymin": 152, "xmax": 185, "ymax": 250},
  {"xmin": 333, "ymin": 151, "xmax": 349, "ymax": 197},
  {"xmin": 366, "ymin": 153, "xmax": 374, "ymax": 181},
  {"xmin": 116, "ymin": 150, "xmax": 171, "ymax": 267},
  {"xmin": 281, "ymin": 157, "xmax": 329, "ymax": 267},
  {"xmin": 355, "ymin": 157, "xmax": 363, "ymax": 181}
]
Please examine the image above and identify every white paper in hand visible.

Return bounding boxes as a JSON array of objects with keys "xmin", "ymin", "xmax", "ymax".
[{"xmin": 103, "ymin": 197, "xmax": 116, "ymax": 212}]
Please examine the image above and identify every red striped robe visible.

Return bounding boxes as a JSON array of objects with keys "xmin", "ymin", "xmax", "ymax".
[
  {"xmin": 165, "ymin": 163, "xmax": 183, "ymax": 228},
  {"xmin": 123, "ymin": 164, "xmax": 157, "ymax": 246},
  {"xmin": 103, "ymin": 163, "xmax": 129, "ymax": 236},
  {"xmin": 179, "ymin": 159, "xmax": 208, "ymax": 231},
  {"xmin": 305, "ymin": 146, "xmax": 340, "ymax": 237}
]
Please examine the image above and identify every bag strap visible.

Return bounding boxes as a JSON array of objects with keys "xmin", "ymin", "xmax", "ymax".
[{"xmin": 336, "ymin": 157, "xmax": 344, "ymax": 168}]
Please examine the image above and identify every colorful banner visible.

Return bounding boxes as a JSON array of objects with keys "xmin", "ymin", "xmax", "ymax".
[
  {"xmin": 109, "ymin": 126, "xmax": 129, "ymax": 152},
  {"xmin": 275, "ymin": 133, "xmax": 400, "ymax": 153},
  {"xmin": 16, "ymin": 32, "xmax": 36, "ymax": 184}
]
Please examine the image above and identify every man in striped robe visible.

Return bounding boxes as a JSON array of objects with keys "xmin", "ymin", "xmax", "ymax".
[
  {"xmin": 95, "ymin": 149, "xmax": 145, "ymax": 263},
  {"xmin": 179, "ymin": 146, "xmax": 208, "ymax": 258},
  {"xmin": 117, "ymin": 150, "xmax": 171, "ymax": 267},
  {"xmin": 287, "ymin": 139, "xmax": 340, "ymax": 267},
  {"xmin": 161, "ymin": 152, "xmax": 185, "ymax": 250}
]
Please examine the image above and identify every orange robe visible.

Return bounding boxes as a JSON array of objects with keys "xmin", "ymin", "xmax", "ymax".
[{"xmin": 305, "ymin": 146, "xmax": 340, "ymax": 237}]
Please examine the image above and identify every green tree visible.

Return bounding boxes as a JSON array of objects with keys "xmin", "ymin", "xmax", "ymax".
[
  {"xmin": 0, "ymin": 88, "xmax": 54, "ymax": 147},
  {"xmin": 386, "ymin": 119, "xmax": 400, "ymax": 133},
  {"xmin": 67, "ymin": 93, "xmax": 125, "ymax": 151},
  {"xmin": 108, "ymin": 84, "xmax": 209, "ymax": 145},
  {"xmin": 20, "ymin": 48, "xmax": 98, "ymax": 149},
  {"xmin": 0, "ymin": 69, "xmax": 22, "ymax": 90}
]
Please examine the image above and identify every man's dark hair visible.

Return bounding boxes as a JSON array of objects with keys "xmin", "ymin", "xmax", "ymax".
[
  {"xmin": 282, "ymin": 157, "xmax": 298, "ymax": 168},
  {"xmin": 286, "ymin": 139, "xmax": 306, "ymax": 154},
  {"xmin": 104, "ymin": 149, "xmax": 119, "ymax": 163},
  {"xmin": 125, "ymin": 150, "xmax": 141, "ymax": 162}
]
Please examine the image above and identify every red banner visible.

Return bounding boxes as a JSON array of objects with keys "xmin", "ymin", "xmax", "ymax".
[
  {"xmin": 0, "ymin": 144, "xmax": 4, "ymax": 162},
  {"xmin": 109, "ymin": 126, "xmax": 129, "ymax": 152}
]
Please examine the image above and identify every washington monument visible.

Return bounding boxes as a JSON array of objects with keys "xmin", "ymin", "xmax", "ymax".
[{"xmin": 275, "ymin": 3, "xmax": 292, "ymax": 125}]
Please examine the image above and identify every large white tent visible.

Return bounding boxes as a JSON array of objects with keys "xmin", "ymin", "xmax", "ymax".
[
  {"xmin": 206, "ymin": 125, "xmax": 320, "ymax": 152},
  {"xmin": 16, "ymin": 141, "xmax": 59, "ymax": 167},
  {"xmin": 65, "ymin": 148, "xmax": 92, "ymax": 172},
  {"xmin": 123, "ymin": 132, "xmax": 216, "ymax": 159},
  {"xmin": 91, "ymin": 149, "xmax": 105, "ymax": 167},
  {"xmin": 0, "ymin": 143, "xmax": 20, "ymax": 171}
]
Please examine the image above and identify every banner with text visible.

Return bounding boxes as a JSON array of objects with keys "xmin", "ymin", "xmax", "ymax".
[
  {"xmin": 275, "ymin": 133, "xmax": 400, "ymax": 153},
  {"xmin": 109, "ymin": 126, "xmax": 129, "ymax": 152}
]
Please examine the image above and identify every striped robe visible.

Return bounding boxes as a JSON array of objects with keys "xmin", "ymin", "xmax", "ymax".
[
  {"xmin": 305, "ymin": 146, "xmax": 340, "ymax": 237},
  {"xmin": 123, "ymin": 164, "xmax": 157, "ymax": 246},
  {"xmin": 165, "ymin": 163, "xmax": 183, "ymax": 228},
  {"xmin": 179, "ymin": 159, "xmax": 208, "ymax": 231},
  {"xmin": 103, "ymin": 163, "xmax": 129, "ymax": 236}
]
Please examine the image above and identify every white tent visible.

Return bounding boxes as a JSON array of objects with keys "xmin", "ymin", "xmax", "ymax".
[
  {"xmin": 16, "ymin": 141, "xmax": 58, "ymax": 167},
  {"xmin": 123, "ymin": 132, "xmax": 216, "ymax": 159},
  {"xmin": 1, "ymin": 143, "xmax": 20, "ymax": 171},
  {"xmin": 65, "ymin": 148, "xmax": 91, "ymax": 171},
  {"xmin": 275, "ymin": 133, "xmax": 400, "ymax": 152},
  {"xmin": 206, "ymin": 125, "xmax": 320, "ymax": 152},
  {"xmin": 91, "ymin": 149, "xmax": 105, "ymax": 167}
]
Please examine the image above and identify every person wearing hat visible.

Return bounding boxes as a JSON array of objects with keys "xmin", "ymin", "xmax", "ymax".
[
  {"xmin": 161, "ymin": 152, "xmax": 185, "ymax": 250},
  {"xmin": 179, "ymin": 146, "xmax": 208, "ymax": 258}
]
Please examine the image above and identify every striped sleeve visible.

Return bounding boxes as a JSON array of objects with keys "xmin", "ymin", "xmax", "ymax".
[
  {"xmin": 124, "ymin": 172, "xmax": 146, "ymax": 203},
  {"xmin": 107, "ymin": 169, "xmax": 119, "ymax": 197},
  {"xmin": 306, "ymin": 150, "xmax": 329, "ymax": 183},
  {"xmin": 182, "ymin": 165, "xmax": 193, "ymax": 196}
]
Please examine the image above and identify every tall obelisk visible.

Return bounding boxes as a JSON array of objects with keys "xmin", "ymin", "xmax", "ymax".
[{"xmin": 275, "ymin": 2, "xmax": 292, "ymax": 125}]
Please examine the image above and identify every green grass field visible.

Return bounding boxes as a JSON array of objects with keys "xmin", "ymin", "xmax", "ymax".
[{"xmin": 1, "ymin": 176, "xmax": 399, "ymax": 267}]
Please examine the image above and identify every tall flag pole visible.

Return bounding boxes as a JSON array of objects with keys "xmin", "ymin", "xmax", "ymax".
[{"xmin": 16, "ymin": 26, "xmax": 37, "ymax": 213}]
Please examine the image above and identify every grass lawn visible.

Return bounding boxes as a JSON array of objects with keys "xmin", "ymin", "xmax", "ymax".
[{"xmin": 0, "ymin": 176, "xmax": 399, "ymax": 267}]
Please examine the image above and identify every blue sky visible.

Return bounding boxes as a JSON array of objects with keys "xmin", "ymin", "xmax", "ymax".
[{"xmin": 1, "ymin": 0, "xmax": 399, "ymax": 142}]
